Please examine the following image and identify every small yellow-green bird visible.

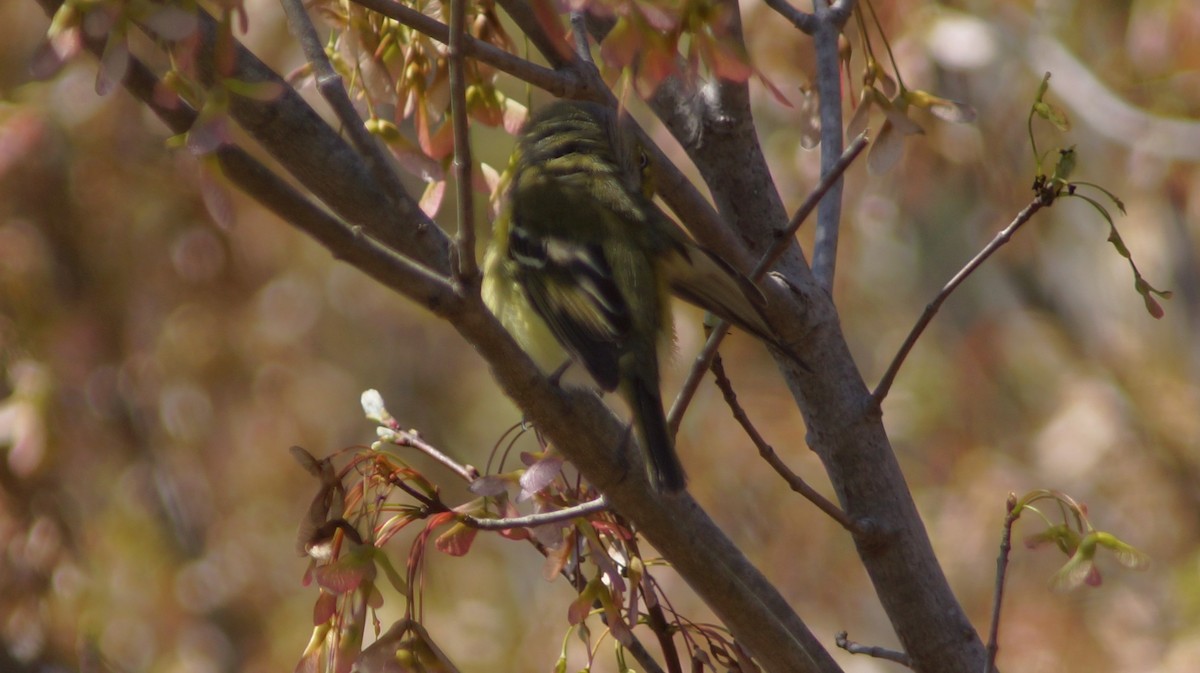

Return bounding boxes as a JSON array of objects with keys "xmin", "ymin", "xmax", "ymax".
[{"xmin": 483, "ymin": 100, "xmax": 775, "ymax": 493}]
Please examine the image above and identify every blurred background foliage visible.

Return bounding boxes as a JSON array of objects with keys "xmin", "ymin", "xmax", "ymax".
[{"xmin": 1, "ymin": 0, "xmax": 1198, "ymax": 671}]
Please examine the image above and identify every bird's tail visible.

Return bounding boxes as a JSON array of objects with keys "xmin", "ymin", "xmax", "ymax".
[{"xmin": 625, "ymin": 374, "xmax": 686, "ymax": 493}]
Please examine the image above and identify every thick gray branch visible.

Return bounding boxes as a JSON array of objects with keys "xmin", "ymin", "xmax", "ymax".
[{"xmin": 649, "ymin": 2, "xmax": 988, "ymax": 671}]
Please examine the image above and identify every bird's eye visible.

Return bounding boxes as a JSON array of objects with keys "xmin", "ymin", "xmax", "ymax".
[{"xmin": 637, "ymin": 150, "xmax": 654, "ymax": 198}]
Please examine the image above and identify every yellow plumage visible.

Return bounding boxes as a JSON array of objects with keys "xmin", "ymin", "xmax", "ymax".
[{"xmin": 483, "ymin": 100, "xmax": 774, "ymax": 493}]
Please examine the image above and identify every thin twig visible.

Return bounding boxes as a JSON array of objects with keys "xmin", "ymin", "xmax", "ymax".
[
  {"xmin": 872, "ymin": 195, "xmax": 1049, "ymax": 403},
  {"xmin": 709, "ymin": 354, "xmax": 859, "ymax": 532},
  {"xmin": 448, "ymin": 0, "xmax": 477, "ymax": 282},
  {"xmin": 385, "ymin": 426, "xmax": 613, "ymax": 532},
  {"xmin": 643, "ymin": 610, "xmax": 681, "ymax": 673},
  {"xmin": 835, "ymin": 632, "xmax": 911, "ymax": 667},
  {"xmin": 350, "ymin": 0, "xmax": 587, "ymax": 98},
  {"xmin": 761, "ymin": 0, "xmax": 816, "ymax": 34},
  {"xmin": 280, "ymin": 0, "xmax": 406, "ymax": 208},
  {"xmin": 810, "ymin": 0, "xmax": 852, "ymax": 290},
  {"xmin": 752, "ymin": 133, "xmax": 869, "ymax": 281},
  {"xmin": 379, "ymin": 424, "xmax": 647, "ymax": 662},
  {"xmin": 387, "ymin": 427, "xmax": 479, "ymax": 482},
  {"xmin": 465, "ymin": 497, "xmax": 609, "ymax": 530},
  {"xmin": 626, "ymin": 535, "xmax": 681, "ymax": 673},
  {"xmin": 569, "ymin": 11, "xmax": 593, "ymax": 62},
  {"xmin": 384, "ymin": 468, "xmax": 442, "ymax": 509},
  {"xmin": 666, "ymin": 135, "xmax": 867, "ymax": 430},
  {"xmin": 618, "ymin": 627, "xmax": 669, "ymax": 673},
  {"xmin": 985, "ymin": 495, "xmax": 1020, "ymax": 673},
  {"xmin": 516, "ymin": 504, "xmax": 666, "ymax": 673},
  {"xmin": 666, "ymin": 322, "xmax": 731, "ymax": 436},
  {"xmin": 377, "ymin": 424, "xmax": 650, "ymax": 671},
  {"xmin": 276, "ymin": 177, "xmax": 460, "ymax": 313}
]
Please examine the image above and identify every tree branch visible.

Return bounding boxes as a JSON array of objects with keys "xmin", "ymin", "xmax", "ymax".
[
  {"xmin": 197, "ymin": 7, "xmax": 451, "ymax": 271},
  {"xmin": 666, "ymin": 133, "xmax": 866, "ymax": 431},
  {"xmin": 872, "ymin": 195, "xmax": 1048, "ymax": 403},
  {"xmin": 809, "ymin": 0, "xmax": 854, "ymax": 290},
  {"xmin": 709, "ymin": 354, "xmax": 857, "ymax": 532},
  {"xmin": 757, "ymin": 133, "xmax": 869, "ymax": 278},
  {"xmin": 454, "ymin": 297, "xmax": 842, "ymax": 673},
  {"xmin": 466, "ymin": 498, "xmax": 609, "ymax": 530},
  {"xmin": 985, "ymin": 495, "xmax": 1020, "ymax": 673},
  {"xmin": 350, "ymin": 0, "xmax": 595, "ymax": 99},
  {"xmin": 762, "ymin": 0, "xmax": 816, "ymax": 34},
  {"xmin": 447, "ymin": 0, "xmax": 478, "ymax": 281},
  {"xmin": 643, "ymin": 2, "xmax": 988, "ymax": 670},
  {"xmin": 835, "ymin": 632, "xmax": 911, "ymax": 667},
  {"xmin": 380, "ymin": 426, "xmax": 479, "ymax": 483},
  {"xmin": 280, "ymin": 0, "xmax": 409, "ymax": 212}
]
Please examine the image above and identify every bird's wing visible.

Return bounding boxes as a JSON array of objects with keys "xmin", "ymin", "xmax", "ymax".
[
  {"xmin": 508, "ymin": 208, "xmax": 631, "ymax": 392},
  {"xmin": 659, "ymin": 237, "xmax": 774, "ymax": 343}
]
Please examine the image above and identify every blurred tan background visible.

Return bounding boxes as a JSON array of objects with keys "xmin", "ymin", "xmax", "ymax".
[{"xmin": 1, "ymin": 1, "xmax": 1198, "ymax": 671}]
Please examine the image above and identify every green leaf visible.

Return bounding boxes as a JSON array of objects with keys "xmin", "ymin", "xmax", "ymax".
[
  {"xmin": 1033, "ymin": 100, "xmax": 1071, "ymax": 131},
  {"xmin": 1095, "ymin": 532, "xmax": 1151, "ymax": 570},
  {"xmin": 1025, "ymin": 523, "xmax": 1080, "ymax": 556},
  {"xmin": 905, "ymin": 89, "xmax": 977, "ymax": 123},
  {"xmin": 1050, "ymin": 532, "xmax": 1099, "ymax": 591},
  {"xmin": 1050, "ymin": 146, "xmax": 1076, "ymax": 182},
  {"xmin": 1036, "ymin": 72, "xmax": 1052, "ymax": 102}
]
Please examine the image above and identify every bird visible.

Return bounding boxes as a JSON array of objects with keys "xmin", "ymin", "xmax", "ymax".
[{"xmin": 482, "ymin": 99, "xmax": 777, "ymax": 493}]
